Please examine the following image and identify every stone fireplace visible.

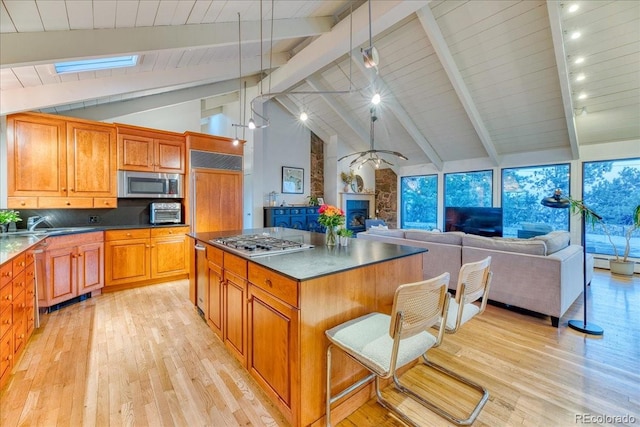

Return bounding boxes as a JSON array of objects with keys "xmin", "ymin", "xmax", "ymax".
[{"xmin": 340, "ymin": 192, "xmax": 375, "ymax": 234}]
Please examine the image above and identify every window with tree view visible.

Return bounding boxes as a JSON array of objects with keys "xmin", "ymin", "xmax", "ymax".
[
  {"xmin": 401, "ymin": 175, "xmax": 437, "ymax": 230},
  {"xmin": 582, "ymin": 158, "xmax": 640, "ymax": 259},
  {"xmin": 501, "ymin": 164, "xmax": 570, "ymax": 238},
  {"xmin": 445, "ymin": 170, "xmax": 493, "ymax": 208}
]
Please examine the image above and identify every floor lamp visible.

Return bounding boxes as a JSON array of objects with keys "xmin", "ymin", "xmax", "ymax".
[{"xmin": 541, "ymin": 190, "xmax": 603, "ymax": 335}]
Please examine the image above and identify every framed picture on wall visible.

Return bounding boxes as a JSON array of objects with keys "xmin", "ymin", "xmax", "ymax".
[{"xmin": 282, "ymin": 166, "xmax": 304, "ymax": 194}]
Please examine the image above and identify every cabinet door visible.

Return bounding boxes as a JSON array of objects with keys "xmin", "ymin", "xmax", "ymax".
[
  {"xmin": 151, "ymin": 236, "xmax": 187, "ymax": 278},
  {"xmin": 7, "ymin": 114, "xmax": 67, "ymax": 197},
  {"xmin": 118, "ymin": 134, "xmax": 154, "ymax": 171},
  {"xmin": 67, "ymin": 121, "xmax": 117, "ymax": 197},
  {"xmin": 207, "ymin": 261, "xmax": 223, "ymax": 339},
  {"xmin": 44, "ymin": 246, "xmax": 76, "ymax": 305},
  {"xmin": 290, "ymin": 216, "xmax": 306, "ymax": 230},
  {"xmin": 105, "ymin": 239, "xmax": 150, "ymax": 285},
  {"xmin": 193, "ymin": 170, "xmax": 243, "ymax": 233},
  {"xmin": 224, "ymin": 272, "xmax": 247, "ymax": 366},
  {"xmin": 248, "ymin": 284, "xmax": 299, "ymax": 418},
  {"xmin": 155, "ymin": 138, "xmax": 185, "ymax": 173},
  {"xmin": 76, "ymin": 242, "xmax": 104, "ymax": 294}
]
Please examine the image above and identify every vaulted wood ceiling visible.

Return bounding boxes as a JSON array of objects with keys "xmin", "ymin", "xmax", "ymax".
[{"xmin": 1, "ymin": 0, "xmax": 638, "ymax": 169}]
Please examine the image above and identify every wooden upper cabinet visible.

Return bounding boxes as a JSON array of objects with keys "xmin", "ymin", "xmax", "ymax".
[
  {"xmin": 67, "ymin": 120, "xmax": 117, "ymax": 197},
  {"xmin": 7, "ymin": 113, "xmax": 67, "ymax": 197},
  {"xmin": 117, "ymin": 124, "xmax": 185, "ymax": 173},
  {"xmin": 7, "ymin": 113, "xmax": 117, "ymax": 209}
]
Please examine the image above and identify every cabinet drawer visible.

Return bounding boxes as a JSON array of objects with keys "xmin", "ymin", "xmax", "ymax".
[
  {"xmin": 151, "ymin": 226, "xmax": 188, "ymax": 238},
  {"xmin": 105, "ymin": 229, "xmax": 150, "ymax": 241},
  {"xmin": 272, "ymin": 209, "xmax": 289, "ymax": 216},
  {"xmin": 7, "ymin": 197, "xmax": 38, "ymax": 209},
  {"xmin": 0, "ymin": 264, "xmax": 11, "ymax": 288},
  {"xmin": 38, "ymin": 197, "xmax": 94, "ymax": 208},
  {"xmin": 248, "ymin": 263, "xmax": 298, "ymax": 308},
  {"xmin": 94, "ymin": 198, "xmax": 117, "ymax": 208},
  {"xmin": 0, "ymin": 329, "xmax": 13, "ymax": 379},
  {"xmin": 11, "ymin": 254, "xmax": 26, "ymax": 275},
  {"xmin": 206, "ymin": 245, "xmax": 223, "ymax": 266},
  {"xmin": 12, "ymin": 271, "xmax": 26, "ymax": 296},
  {"xmin": 0, "ymin": 307, "xmax": 11, "ymax": 339},
  {"xmin": 224, "ymin": 253, "xmax": 247, "ymax": 279},
  {"xmin": 0, "ymin": 284, "xmax": 11, "ymax": 313}
]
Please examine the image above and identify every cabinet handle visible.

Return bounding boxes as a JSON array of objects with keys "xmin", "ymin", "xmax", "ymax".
[
  {"xmin": 70, "ymin": 188, "xmax": 74, "ymax": 192},
  {"xmin": 61, "ymin": 187, "xmax": 66, "ymax": 191},
  {"xmin": 5, "ymin": 355, "xmax": 12, "ymax": 361},
  {"xmin": 265, "ymin": 279, "xmax": 273, "ymax": 287},
  {"xmin": 145, "ymin": 245, "xmax": 150, "ymax": 248},
  {"xmin": 66, "ymin": 201, "xmax": 71, "ymax": 206},
  {"xmin": 20, "ymin": 201, "xmax": 26, "ymax": 206},
  {"xmin": 126, "ymin": 233, "xmax": 132, "ymax": 237}
]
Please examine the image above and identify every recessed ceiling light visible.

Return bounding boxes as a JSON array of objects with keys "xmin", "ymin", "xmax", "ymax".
[
  {"xmin": 574, "ymin": 56, "xmax": 585, "ymax": 64},
  {"xmin": 576, "ymin": 73, "xmax": 585, "ymax": 82},
  {"xmin": 570, "ymin": 31, "xmax": 581, "ymax": 40},
  {"xmin": 578, "ymin": 92, "xmax": 587, "ymax": 100},
  {"xmin": 568, "ymin": 4, "xmax": 579, "ymax": 13},
  {"xmin": 299, "ymin": 111, "xmax": 308, "ymax": 122},
  {"xmin": 54, "ymin": 55, "xmax": 139, "ymax": 74}
]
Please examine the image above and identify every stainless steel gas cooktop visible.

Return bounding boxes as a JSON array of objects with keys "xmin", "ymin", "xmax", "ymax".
[{"xmin": 210, "ymin": 234, "xmax": 314, "ymax": 258}]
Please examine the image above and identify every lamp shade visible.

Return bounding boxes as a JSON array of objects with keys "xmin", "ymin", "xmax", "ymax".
[{"xmin": 541, "ymin": 189, "xmax": 570, "ymax": 209}]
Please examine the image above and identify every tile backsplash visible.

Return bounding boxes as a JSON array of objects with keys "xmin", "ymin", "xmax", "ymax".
[{"xmin": 12, "ymin": 198, "xmax": 184, "ymax": 229}]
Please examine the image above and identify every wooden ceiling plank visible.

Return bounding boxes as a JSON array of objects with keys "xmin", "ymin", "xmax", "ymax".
[{"xmin": 417, "ymin": 5, "xmax": 500, "ymax": 165}]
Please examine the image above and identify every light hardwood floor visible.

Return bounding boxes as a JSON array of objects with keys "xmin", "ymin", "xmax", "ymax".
[{"xmin": 1, "ymin": 269, "xmax": 638, "ymax": 426}]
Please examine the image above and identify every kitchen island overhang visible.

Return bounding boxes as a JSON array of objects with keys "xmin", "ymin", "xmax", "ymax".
[{"xmin": 189, "ymin": 228, "xmax": 428, "ymax": 426}]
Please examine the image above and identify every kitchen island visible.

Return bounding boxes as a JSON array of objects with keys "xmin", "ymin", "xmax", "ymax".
[{"xmin": 189, "ymin": 228, "xmax": 427, "ymax": 426}]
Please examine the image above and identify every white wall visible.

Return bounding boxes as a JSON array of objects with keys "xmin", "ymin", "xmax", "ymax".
[{"xmin": 108, "ymin": 100, "xmax": 201, "ymax": 133}]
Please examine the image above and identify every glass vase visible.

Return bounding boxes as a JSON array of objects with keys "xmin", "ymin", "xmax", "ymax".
[{"xmin": 325, "ymin": 226, "xmax": 337, "ymax": 246}]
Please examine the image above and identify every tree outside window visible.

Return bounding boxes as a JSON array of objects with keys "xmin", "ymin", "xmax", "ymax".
[{"xmin": 401, "ymin": 175, "xmax": 437, "ymax": 230}]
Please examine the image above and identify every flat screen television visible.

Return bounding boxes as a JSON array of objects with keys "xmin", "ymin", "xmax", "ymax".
[{"xmin": 445, "ymin": 207, "xmax": 503, "ymax": 237}]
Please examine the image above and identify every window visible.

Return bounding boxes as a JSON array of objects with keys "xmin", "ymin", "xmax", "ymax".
[
  {"xmin": 54, "ymin": 55, "xmax": 139, "ymax": 74},
  {"xmin": 444, "ymin": 170, "xmax": 493, "ymax": 208},
  {"xmin": 501, "ymin": 164, "xmax": 570, "ymax": 238},
  {"xmin": 583, "ymin": 158, "xmax": 640, "ymax": 258},
  {"xmin": 400, "ymin": 175, "xmax": 437, "ymax": 230}
]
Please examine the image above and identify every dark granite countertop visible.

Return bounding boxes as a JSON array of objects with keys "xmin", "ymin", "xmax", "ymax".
[{"xmin": 189, "ymin": 227, "xmax": 427, "ymax": 281}]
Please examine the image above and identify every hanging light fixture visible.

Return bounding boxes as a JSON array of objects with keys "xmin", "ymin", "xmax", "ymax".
[
  {"xmin": 338, "ymin": 106, "xmax": 408, "ymax": 169},
  {"xmin": 362, "ymin": 0, "xmax": 379, "ymax": 69}
]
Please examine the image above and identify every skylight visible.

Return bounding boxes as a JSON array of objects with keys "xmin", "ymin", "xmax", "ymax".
[{"xmin": 54, "ymin": 55, "xmax": 139, "ymax": 74}]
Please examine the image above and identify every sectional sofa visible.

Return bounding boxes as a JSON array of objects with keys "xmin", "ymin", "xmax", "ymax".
[{"xmin": 357, "ymin": 228, "xmax": 593, "ymax": 327}]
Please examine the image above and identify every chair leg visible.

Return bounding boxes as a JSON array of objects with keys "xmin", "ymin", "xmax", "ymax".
[
  {"xmin": 326, "ymin": 345, "xmax": 376, "ymax": 427},
  {"xmin": 373, "ymin": 356, "xmax": 488, "ymax": 426}
]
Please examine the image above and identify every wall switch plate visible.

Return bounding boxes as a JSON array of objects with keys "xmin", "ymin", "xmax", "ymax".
[{"xmin": 89, "ymin": 216, "xmax": 100, "ymax": 224}]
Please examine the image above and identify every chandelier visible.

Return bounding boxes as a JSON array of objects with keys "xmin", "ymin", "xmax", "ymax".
[{"xmin": 338, "ymin": 106, "xmax": 408, "ymax": 169}]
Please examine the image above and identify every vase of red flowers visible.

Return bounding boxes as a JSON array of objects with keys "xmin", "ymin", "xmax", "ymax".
[{"xmin": 318, "ymin": 204, "xmax": 345, "ymax": 246}]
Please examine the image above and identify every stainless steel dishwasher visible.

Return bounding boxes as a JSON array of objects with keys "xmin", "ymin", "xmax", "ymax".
[{"xmin": 194, "ymin": 242, "xmax": 207, "ymax": 319}]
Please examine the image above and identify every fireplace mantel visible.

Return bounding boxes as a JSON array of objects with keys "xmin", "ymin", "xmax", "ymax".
[{"xmin": 340, "ymin": 192, "xmax": 375, "ymax": 216}]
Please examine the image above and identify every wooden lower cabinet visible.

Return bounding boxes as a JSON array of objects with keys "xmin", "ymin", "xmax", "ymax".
[
  {"xmin": 105, "ymin": 226, "xmax": 189, "ymax": 289},
  {"xmin": 1, "ymin": 245, "xmax": 38, "ymax": 389},
  {"xmin": 37, "ymin": 232, "xmax": 104, "ymax": 308},
  {"xmin": 247, "ymin": 284, "xmax": 299, "ymax": 420}
]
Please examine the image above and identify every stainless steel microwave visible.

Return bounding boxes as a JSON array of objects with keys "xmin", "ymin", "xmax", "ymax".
[{"xmin": 118, "ymin": 171, "xmax": 183, "ymax": 198}]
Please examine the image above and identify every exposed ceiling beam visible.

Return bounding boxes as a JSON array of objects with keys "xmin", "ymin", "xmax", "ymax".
[
  {"xmin": 265, "ymin": 1, "xmax": 430, "ymax": 95},
  {"xmin": 547, "ymin": 1, "xmax": 581, "ymax": 159},
  {"xmin": 306, "ymin": 75, "xmax": 369, "ymax": 150},
  {"xmin": 275, "ymin": 96, "xmax": 332, "ymax": 145},
  {"xmin": 350, "ymin": 54, "xmax": 444, "ymax": 171},
  {"xmin": 416, "ymin": 6, "xmax": 501, "ymax": 166},
  {"xmin": 0, "ymin": 17, "xmax": 333, "ymax": 67},
  {"xmin": 0, "ymin": 54, "xmax": 285, "ymax": 115},
  {"xmin": 56, "ymin": 78, "xmax": 258, "ymax": 122}
]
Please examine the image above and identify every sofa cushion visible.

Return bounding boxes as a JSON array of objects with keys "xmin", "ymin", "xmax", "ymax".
[
  {"xmin": 404, "ymin": 230, "xmax": 465, "ymax": 245},
  {"xmin": 462, "ymin": 234, "xmax": 547, "ymax": 256},
  {"xmin": 533, "ymin": 231, "xmax": 570, "ymax": 255},
  {"xmin": 367, "ymin": 228, "xmax": 406, "ymax": 238}
]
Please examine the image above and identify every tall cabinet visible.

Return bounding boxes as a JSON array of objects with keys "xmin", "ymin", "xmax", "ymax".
[{"xmin": 185, "ymin": 132, "xmax": 244, "ymax": 306}]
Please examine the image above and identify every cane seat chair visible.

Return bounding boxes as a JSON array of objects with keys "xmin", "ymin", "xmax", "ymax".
[
  {"xmin": 444, "ymin": 256, "xmax": 493, "ymax": 333},
  {"xmin": 325, "ymin": 273, "xmax": 455, "ymax": 426}
]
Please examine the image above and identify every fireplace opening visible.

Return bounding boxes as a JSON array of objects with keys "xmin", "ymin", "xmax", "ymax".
[{"xmin": 346, "ymin": 200, "xmax": 369, "ymax": 234}]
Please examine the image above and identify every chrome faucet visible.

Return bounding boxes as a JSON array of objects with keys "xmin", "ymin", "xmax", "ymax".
[{"xmin": 27, "ymin": 216, "xmax": 50, "ymax": 231}]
